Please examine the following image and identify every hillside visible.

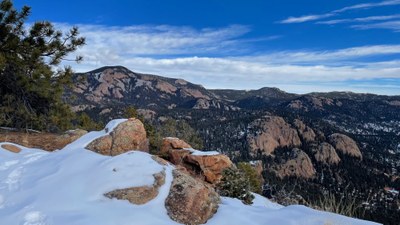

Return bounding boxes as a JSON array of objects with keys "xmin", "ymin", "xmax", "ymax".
[
  {"xmin": 0, "ymin": 119, "xmax": 380, "ymax": 225},
  {"xmin": 66, "ymin": 66, "xmax": 400, "ymax": 225}
]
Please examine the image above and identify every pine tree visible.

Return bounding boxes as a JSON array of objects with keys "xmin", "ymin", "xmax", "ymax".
[{"xmin": 0, "ymin": 0, "xmax": 85, "ymax": 131}]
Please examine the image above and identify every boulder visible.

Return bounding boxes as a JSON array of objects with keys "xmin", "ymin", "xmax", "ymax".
[
  {"xmin": 185, "ymin": 154, "xmax": 233, "ymax": 184},
  {"xmin": 160, "ymin": 137, "xmax": 192, "ymax": 155},
  {"xmin": 161, "ymin": 137, "xmax": 233, "ymax": 184},
  {"xmin": 59, "ymin": 129, "xmax": 88, "ymax": 143},
  {"xmin": 165, "ymin": 169, "xmax": 220, "ymax": 225},
  {"xmin": 328, "ymin": 133, "xmax": 362, "ymax": 159},
  {"xmin": 313, "ymin": 142, "xmax": 341, "ymax": 165},
  {"xmin": 1, "ymin": 144, "xmax": 21, "ymax": 153},
  {"xmin": 87, "ymin": 118, "xmax": 149, "ymax": 156},
  {"xmin": 87, "ymin": 135, "xmax": 113, "ymax": 155},
  {"xmin": 247, "ymin": 116, "xmax": 301, "ymax": 155},
  {"xmin": 104, "ymin": 170, "xmax": 165, "ymax": 205},
  {"xmin": 273, "ymin": 148, "xmax": 316, "ymax": 179}
]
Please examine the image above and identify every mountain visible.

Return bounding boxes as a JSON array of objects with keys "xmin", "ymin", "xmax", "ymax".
[
  {"xmin": 0, "ymin": 119, "xmax": 380, "ymax": 225},
  {"xmin": 68, "ymin": 66, "xmax": 235, "ymax": 111},
  {"xmin": 67, "ymin": 66, "xmax": 400, "ymax": 225}
]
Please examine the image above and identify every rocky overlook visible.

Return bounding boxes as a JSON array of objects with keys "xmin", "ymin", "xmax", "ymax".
[
  {"xmin": 0, "ymin": 118, "xmax": 380, "ymax": 225},
  {"xmin": 63, "ymin": 66, "xmax": 400, "ymax": 225}
]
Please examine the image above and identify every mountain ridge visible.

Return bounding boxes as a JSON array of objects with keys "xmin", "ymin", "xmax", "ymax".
[{"xmin": 66, "ymin": 66, "xmax": 400, "ymax": 225}]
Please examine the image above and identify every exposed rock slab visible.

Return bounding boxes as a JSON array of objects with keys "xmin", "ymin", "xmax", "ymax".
[
  {"xmin": 160, "ymin": 137, "xmax": 192, "ymax": 155},
  {"xmin": 0, "ymin": 129, "xmax": 87, "ymax": 151},
  {"xmin": 1, "ymin": 144, "xmax": 21, "ymax": 153},
  {"xmin": 248, "ymin": 116, "xmax": 301, "ymax": 156},
  {"xmin": 87, "ymin": 118, "xmax": 149, "ymax": 156},
  {"xmin": 162, "ymin": 138, "xmax": 233, "ymax": 184},
  {"xmin": 328, "ymin": 133, "xmax": 362, "ymax": 159},
  {"xmin": 313, "ymin": 142, "xmax": 341, "ymax": 165},
  {"xmin": 165, "ymin": 169, "xmax": 220, "ymax": 225},
  {"xmin": 185, "ymin": 153, "xmax": 233, "ymax": 184},
  {"xmin": 293, "ymin": 119, "xmax": 316, "ymax": 143},
  {"xmin": 104, "ymin": 170, "xmax": 165, "ymax": 205},
  {"xmin": 274, "ymin": 148, "xmax": 316, "ymax": 179}
]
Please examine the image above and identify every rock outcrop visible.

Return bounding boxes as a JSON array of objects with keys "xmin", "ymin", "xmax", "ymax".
[
  {"xmin": 161, "ymin": 137, "xmax": 233, "ymax": 184},
  {"xmin": 313, "ymin": 142, "xmax": 341, "ymax": 165},
  {"xmin": 1, "ymin": 144, "xmax": 21, "ymax": 153},
  {"xmin": 288, "ymin": 96, "xmax": 341, "ymax": 112},
  {"xmin": 185, "ymin": 153, "xmax": 233, "ymax": 184},
  {"xmin": 56, "ymin": 129, "xmax": 88, "ymax": 147},
  {"xmin": 165, "ymin": 169, "xmax": 220, "ymax": 225},
  {"xmin": 274, "ymin": 148, "xmax": 316, "ymax": 179},
  {"xmin": 87, "ymin": 118, "xmax": 149, "ymax": 156},
  {"xmin": 248, "ymin": 116, "xmax": 301, "ymax": 155},
  {"xmin": 104, "ymin": 170, "xmax": 165, "ymax": 205},
  {"xmin": 328, "ymin": 133, "xmax": 362, "ymax": 159},
  {"xmin": 293, "ymin": 119, "xmax": 316, "ymax": 143},
  {"xmin": 0, "ymin": 129, "xmax": 88, "ymax": 151},
  {"xmin": 160, "ymin": 137, "xmax": 192, "ymax": 155}
]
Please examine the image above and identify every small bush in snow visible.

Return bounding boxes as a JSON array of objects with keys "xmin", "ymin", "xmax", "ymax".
[{"xmin": 217, "ymin": 167, "xmax": 254, "ymax": 205}]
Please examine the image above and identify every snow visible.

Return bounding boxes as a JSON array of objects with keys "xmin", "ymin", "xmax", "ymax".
[
  {"xmin": 0, "ymin": 119, "xmax": 381, "ymax": 225},
  {"xmin": 182, "ymin": 148, "xmax": 220, "ymax": 156}
]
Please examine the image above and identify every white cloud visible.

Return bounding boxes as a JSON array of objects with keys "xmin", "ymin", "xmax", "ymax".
[
  {"xmin": 66, "ymin": 55, "xmax": 400, "ymax": 94},
  {"xmin": 279, "ymin": 0, "xmax": 400, "ymax": 24},
  {"xmin": 236, "ymin": 45, "xmax": 400, "ymax": 64},
  {"xmin": 351, "ymin": 20, "xmax": 400, "ymax": 31},
  {"xmin": 317, "ymin": 14, "xmax": 400, "ymax": 24},
  {"xmin": 59, "ymin": 23, "xmax": 400, "ymax": 95},
  {"xmin": 57, "ymin": 23, "xmax": 251, "ymax": 57},
  {"xmin": 333, "ymin": 0, "xmax": 400, "ymax": 13},
  {"xmin": 280, "ymin": 13, "xmax": 334, "ymax": 24}
]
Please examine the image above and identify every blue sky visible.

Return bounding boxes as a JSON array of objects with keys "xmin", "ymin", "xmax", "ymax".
[{"xmin": 14, "ymin": 0, "xmax": 400, "ymax": 95}]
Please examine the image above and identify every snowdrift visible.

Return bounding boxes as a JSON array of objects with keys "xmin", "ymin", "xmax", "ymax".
[{"xmin": 0, "ymin": 119, "xmax": 381, "ymax": 225}]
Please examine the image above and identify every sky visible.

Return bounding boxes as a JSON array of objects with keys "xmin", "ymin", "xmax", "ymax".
[{"xmin": 13, "ymin": 0, "xmax": 400, "ymax": 95}]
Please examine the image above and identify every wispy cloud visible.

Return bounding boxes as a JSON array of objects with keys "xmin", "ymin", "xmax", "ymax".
[
  {"xmin": 317, "ymin": 14, "xmax": 400, "ymax": 25},
  {"xmin": 237, "ymin": 45, "xmax": 400, "ymax": 64},
  {"xmin": 333, "ymin": 0, "xmax": 400, "ymax": 13},
  {"xmin": 280, "ymin": 13, "xmax": 334, "ymax": 24},
  {"xmin": 279, "ymin": 0, "xmax": 400, "ymax": 24},
  {"xmin": 57, "ymin": 23, "xmax": 252, "ymax": 57},
  {"xmin": 351, "ymin": 20, "xmax": 400, "ymax": 31},
  {"xmin": 59, "ymin": 23, "xmax": 400, "ymax": 95}
]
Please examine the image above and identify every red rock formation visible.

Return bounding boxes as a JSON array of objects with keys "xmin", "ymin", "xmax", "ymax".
[
  {"xmin": 87, "ymin": 118, "xmax": 149, "ymax": 156},
  {"xmin": 273, "ymin": 148, "xmax": 316, "ymax": 179},
  {"xmin": 1, "ymin": 144, "xmax": 21, "ymax": 153},
  {"xmin": 248, "ymin": 116, "xmax": 301, "ymax": 156},
  {"xmin": 161, "ymin": 137, "xmax": 233, "ymax": 184},
  {"xmin": 293, "ymin": 119, "xmax": 316, "ymax": 143},
  {"xmin": 104, "ymin": 171, "xmax": 165, "ymax": 205},
  {"xmin": 328, "ymin": 133, "xmax": 362, "ymax": 159},
  {"xmin": 313, "ymin": 142, "xmax": 341, "ymax": 165},
  {"xmin": 165, "ymin": 169, "xmax": 220, "ymax": 225}
]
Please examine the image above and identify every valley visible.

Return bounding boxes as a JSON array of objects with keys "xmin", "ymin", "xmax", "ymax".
[{"xmin": 67, "ymin": 66, "xmax": 400, "ymax": 225}]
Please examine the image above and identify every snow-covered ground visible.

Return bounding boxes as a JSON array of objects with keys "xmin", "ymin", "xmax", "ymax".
[{"xmin": 0, "ymin": 119, "xmax": 381, "ymax": 225}]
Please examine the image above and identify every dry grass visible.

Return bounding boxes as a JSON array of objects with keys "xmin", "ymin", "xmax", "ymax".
[
  {"xmin": 311, "ymin": 192, "xmax": 365, "ymax": 219},
  {"xmin": 0, "ymin": 131, "xmax": 72, "ymax": 151}
]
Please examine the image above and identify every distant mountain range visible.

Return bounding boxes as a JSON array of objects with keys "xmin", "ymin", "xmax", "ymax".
[
  {"xmin": 68, "ymin": 65, "xmax": 400, "ymax": 110},
  {"xmin": 66, "ymin": 66, "xmax": 400, "ymax": 225}
]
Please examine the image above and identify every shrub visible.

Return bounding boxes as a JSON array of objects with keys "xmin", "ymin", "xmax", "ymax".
[
  {"xmin": 237, "ymin": 162, "xmax": 263, "ymax": 194},
  {"xmin": 216, "ymin": 167, "xmax": 254, "ymax": 205}
]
